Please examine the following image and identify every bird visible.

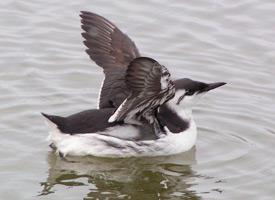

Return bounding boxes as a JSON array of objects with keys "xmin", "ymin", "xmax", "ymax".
[{"xmin": 42, "ymin": 11, "xmax": 226, "ymax": 158}]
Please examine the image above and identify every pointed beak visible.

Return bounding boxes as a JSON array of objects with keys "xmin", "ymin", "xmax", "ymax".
[{"xmin": 201, "ymin": 82, "xmax": 226, "ymax": 92}]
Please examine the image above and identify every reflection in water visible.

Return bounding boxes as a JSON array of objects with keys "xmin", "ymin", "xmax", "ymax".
[{"xmin": 40, "ymin": 148, "xmax": 203, "ymax": 199}]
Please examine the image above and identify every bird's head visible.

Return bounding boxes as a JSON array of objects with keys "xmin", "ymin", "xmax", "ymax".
[{"xmin": 167, "ymin": 78, "xmax": 226, "ymax": 112}]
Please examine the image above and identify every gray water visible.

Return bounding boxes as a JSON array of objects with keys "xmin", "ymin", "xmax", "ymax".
[{"xmin": 0, "ymin": 0, "xmax": 275, "ymax": 199}]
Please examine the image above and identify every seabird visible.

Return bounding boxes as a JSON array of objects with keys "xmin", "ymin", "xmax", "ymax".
[{"xmin": 42, "ymin": 11, "xmax": 226, "ymax": 157}]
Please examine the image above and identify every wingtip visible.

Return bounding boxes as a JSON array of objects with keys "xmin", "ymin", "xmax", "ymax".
[
  {"xmin": 79, "ymin": 11, "xmax": 85, "ymax": 18},
  {"xmin": 79, "ymin": 11, "xmax": 91, "ymax": 19},
  {"xmin": 79, "ymin": 11, "xmax": 98, "ymax": 18},
  {"xmin": 80, "ymin": 11, "xmax": 88, "ymax": 15}
]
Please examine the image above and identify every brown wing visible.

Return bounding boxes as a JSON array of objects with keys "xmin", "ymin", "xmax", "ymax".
[
  {"xmin": 126, "ymin": 57, "xmax": 162, "ymax": 95},
  {"xmin": 108, "ymin": 57, "xmax": 175, "ymax": 124},
  {"xmin": 80, "ymin": 11, "xmax": 140, "ymax": 108}
]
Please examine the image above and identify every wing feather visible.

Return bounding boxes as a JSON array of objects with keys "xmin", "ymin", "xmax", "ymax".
[
  {"xmin": 80, "ymin": 12, "xmax": 187, "ymax": 134},
  {"xmin": 80, "ymin": 11, "xmax": 140, "ymax": 108},
  {"xmin": 109, "ymin": 57, "xmax": 175, "ymax": 124}
]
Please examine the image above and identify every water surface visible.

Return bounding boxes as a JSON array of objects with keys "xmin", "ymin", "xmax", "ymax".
[{"xmin": 0, "ymin": 0, "xmax": 275, "ymax": 199}]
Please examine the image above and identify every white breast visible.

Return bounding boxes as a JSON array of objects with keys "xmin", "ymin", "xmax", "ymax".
[{"xmin": 45, "ymin": 118, "xmax": 197, "ymax": 158}]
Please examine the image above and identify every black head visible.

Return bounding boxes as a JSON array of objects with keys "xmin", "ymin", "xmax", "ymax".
[{"xmin": 173, "ymin": 78, "xmax": 226, "ymax": 105}]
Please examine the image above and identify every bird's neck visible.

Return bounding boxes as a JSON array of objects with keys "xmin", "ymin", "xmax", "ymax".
[{"xmin": 166, "ymin": 102, "xmax": 193, "ymax": 122}]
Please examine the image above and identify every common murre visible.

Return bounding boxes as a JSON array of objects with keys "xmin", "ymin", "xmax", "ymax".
[{"xmin": 42, "ymin": 11, "xmax": 226, "ymax": 157}]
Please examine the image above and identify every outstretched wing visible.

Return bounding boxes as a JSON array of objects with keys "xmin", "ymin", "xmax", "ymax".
[
  {"xmin": 80, "ymin": 11, "xmax": 140, "ymax": 108},
  {"xmin": 109, "ymin": 57, "xmax": 175, "ymax": 124}
]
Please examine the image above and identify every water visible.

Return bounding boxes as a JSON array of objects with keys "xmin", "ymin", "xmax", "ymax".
[{"xmin": 0, "ymin": 0, "xmax": 275, "ymax": 199}]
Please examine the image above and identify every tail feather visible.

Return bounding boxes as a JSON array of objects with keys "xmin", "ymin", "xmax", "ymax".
[{"xmin": 41, "ymin": 113, "xmax": 66, "ymax": 130}]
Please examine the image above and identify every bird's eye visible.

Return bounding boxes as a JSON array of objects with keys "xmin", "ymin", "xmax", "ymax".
[{"xmin": 185, "ymin": 90, "xmax": 194, "ymax": 96}]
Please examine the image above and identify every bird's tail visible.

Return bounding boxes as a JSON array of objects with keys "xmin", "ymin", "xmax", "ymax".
[{"xmin": 41, "ymin": 113, "xmax": 65, "ymax": 130}]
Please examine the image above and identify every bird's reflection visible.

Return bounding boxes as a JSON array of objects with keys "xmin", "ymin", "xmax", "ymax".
[{"xmin": 40, "ymin": 147, "xmax": 201, "ymax": 199}]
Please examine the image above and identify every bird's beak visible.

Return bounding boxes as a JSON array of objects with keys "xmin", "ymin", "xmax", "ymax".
[{"xmin": 201, "ymin": 82, "xmax": 226, "ymax": 92}]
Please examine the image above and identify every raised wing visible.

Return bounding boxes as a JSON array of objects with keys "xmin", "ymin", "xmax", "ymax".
[
  {"xmin": 108, "ymin": 57, "xmax": 175, "ymax": 125},
  {"xmin": 80, "ymin": 11, "xmax": 140, "ymax": 108}
]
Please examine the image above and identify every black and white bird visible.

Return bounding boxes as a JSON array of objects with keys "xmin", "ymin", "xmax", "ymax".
[{"xmin": 42, "ymin": 11, "xmax": 226, "ymax": 157}]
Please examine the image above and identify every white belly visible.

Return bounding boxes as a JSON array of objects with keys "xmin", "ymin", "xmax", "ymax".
[{"xmin": 46, "ymin": 119, "xmax": 197, "ymax": 158}]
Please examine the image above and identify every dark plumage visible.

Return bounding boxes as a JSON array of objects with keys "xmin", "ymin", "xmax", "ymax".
[
  {"xmin": 109, "ymin": 57, "xmax": 175, "ymax": 123},
  {"xmin": 80, "ymin": 11, "xmax": 140, "ymax": 109},
  {"xmin": 174, "ymin": 78, "xmax": 226, "ymax": 94},
  {"xmin": 157, "ymin": 105, "xmax": 189, "ymax": 133},
  {"xmin": 42, "ymin": 106, "xmax": 189, "ymax": 137},
  {"xmin": 42, "ymin": 108, "xmax": 116, "ymax": 134},
  {"xmin": 42, "ymin": 109, "xmax": 160, "ymax": 141},
  {"xmin": 42, "ymin": 11, "xmax": 193, "ymax": 138},
  {"xmin": 41, "ymin": 11, "xmax": 227, "ymax": 157}
]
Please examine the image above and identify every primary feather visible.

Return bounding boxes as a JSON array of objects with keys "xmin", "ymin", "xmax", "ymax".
[{"xmin": 80, "ymin": 11, "xmax": 140, "ymax": 108}]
